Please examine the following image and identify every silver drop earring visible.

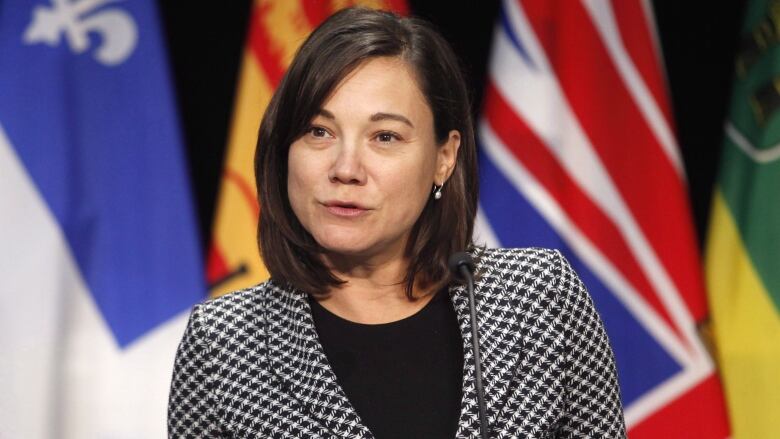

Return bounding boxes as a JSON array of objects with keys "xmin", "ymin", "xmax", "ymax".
[{"xmin": 433, "ymin": 184, "xmax": 443, "ymax": 200}]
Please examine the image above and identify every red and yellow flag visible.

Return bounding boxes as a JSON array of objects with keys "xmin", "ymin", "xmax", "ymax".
[{"xmin": 208, "ymin": 0, "xmax": 408, "ymax": 296}]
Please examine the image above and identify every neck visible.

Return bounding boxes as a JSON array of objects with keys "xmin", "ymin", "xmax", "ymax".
[{"xmin": 314, "ymin": 250, "xmax": 435, "ymax": 324}]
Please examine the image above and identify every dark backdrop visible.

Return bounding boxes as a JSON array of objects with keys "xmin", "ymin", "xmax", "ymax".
[{"xmin": 159, "ymin": 1, "xmax": 748, "ymax": 252}]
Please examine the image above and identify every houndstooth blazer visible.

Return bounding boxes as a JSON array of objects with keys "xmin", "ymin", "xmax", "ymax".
[{"xmin": 168, "ymin": 247, "xmax": 626, "ymax": 438}]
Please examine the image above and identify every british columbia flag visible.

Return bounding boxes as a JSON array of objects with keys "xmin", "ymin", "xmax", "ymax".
[{"xmin": 475, "ymin": 0, "xmax": 731, "ymax": 436}]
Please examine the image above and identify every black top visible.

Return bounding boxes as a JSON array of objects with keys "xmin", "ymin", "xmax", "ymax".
[{"xmin": 309, "ymin": 289, "xmax": 464, "ymax": 439}]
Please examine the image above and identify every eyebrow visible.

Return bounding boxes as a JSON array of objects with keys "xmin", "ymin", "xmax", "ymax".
[
  {"xmin": 369, "ymin": 112, "xmax": 414, "ymax": 128},
  {"xmin": 316, "ymin": 109, "xmax": 414, "ymax": 128},
  {"xmin": 317, "ymin": 109, "xmax": 337, "ymax": 120}
]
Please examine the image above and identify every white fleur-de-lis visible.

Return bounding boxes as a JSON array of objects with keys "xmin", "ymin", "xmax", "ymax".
[{"xmin": 23, "ymin": 0, "xmax": 138, "ymax": 66}]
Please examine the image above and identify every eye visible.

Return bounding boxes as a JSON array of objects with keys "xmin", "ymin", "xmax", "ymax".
[
  {"xmin": 309, "ymin": 126, "xmax": 332, "ymax": 138},
  {"xmin": 374, "ymin": 131, "xmax": 401, "ymax": 143}
]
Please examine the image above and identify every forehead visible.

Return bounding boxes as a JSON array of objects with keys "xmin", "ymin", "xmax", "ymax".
[{"xmin": 320, "ymin": 57, "xmax": 432, "ymax": 122}]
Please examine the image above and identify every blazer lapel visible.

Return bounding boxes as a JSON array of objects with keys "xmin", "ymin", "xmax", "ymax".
[
  {"xmin": 264, "ymin": 281, "xmax": 373, "ymax": 439},
  {"xmin": 448, "ymin": 283, "xmax": 481, "ymax": 437},
  {"xmin": 450, "ymin": 254, "xmax": 525, "ymax": 437}
]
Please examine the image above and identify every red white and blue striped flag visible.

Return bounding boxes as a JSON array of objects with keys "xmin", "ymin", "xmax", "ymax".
[{"xmin": 475, "ymin": 0, "xmax": 731, "ymax": 436}]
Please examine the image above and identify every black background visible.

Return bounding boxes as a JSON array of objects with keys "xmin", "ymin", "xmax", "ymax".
[{"xmin": 158, "ymin": 1, "xmax": 748, "ymax": 252}]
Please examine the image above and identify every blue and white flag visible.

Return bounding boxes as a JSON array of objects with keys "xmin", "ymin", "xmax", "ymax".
[{"xmin": 0, "ymin": 1, "xmax": 205, "ymax": 437}]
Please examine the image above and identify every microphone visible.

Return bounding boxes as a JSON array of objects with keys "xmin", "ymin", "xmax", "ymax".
[
  {"xmin": 448, "ymin": 252, "xmax": 489, "ymax": 439},
  {"xmin": 448, "ymin": 252, "xmax": 475, "ymax": 282}
]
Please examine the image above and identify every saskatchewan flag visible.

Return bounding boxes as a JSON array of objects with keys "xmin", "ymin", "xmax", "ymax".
[{"xmin": 705, "ymin": 0, "xmax": 780, "ymax": 436}]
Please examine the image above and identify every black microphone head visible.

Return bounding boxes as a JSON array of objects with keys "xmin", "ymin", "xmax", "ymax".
[{"xmin": 448, "ymin": 252, "xmax": 475, "ymax": 278}]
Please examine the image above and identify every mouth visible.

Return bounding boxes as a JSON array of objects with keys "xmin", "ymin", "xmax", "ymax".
[{"xmin": 322, "ymin": 200, "xmax": 370, "ymax": 217}]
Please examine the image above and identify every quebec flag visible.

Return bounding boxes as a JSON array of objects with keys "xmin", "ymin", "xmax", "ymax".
[
  {"xmin": 0, "ymin": 1, "xmax": 204, "ymax": 437},
  {"xmin": 475, "ymin": 0, "xmax": 730, "ymax": 436}
]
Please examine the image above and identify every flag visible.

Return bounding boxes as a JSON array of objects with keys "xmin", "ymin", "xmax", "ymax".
[
  {"xmin": 705, "ymin": 0, "xmax": 780, "ymax": 436},
  {"xmin": 207, "ymin": 0, "xmax": 408, "ymax": 296},
  {"xmin": 475, "ymin": 0, "xmax": 730, "ymax": 436},
  {"xmin": 0, "ymin": 0, "xmax": 204, "ymax": 437}
]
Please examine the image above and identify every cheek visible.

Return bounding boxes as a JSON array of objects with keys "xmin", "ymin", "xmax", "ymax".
[
  {"xmin": 383, "ymin": 156, "xmax": 436, "ymax": 218},
  {"xmin": 287, "ymin": 145, "xmax": 315, "ymax": 218}
]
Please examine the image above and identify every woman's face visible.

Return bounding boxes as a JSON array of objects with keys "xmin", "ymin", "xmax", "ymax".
[{"xmin": 287, "ymin": 56, "xmax": 459, "ymax": 265}]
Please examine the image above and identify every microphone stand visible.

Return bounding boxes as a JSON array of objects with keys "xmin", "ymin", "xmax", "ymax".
[{"xmin": 450, "ymin": 253, "xmax": 489, "ymax": 439}]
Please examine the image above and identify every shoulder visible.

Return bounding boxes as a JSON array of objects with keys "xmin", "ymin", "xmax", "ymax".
[
  {"xmin": 475, "ymin": 247, "xmax": 603, "ymax": 327},
  {"xmin": 471, "ymin": 246, "xmax": 580, "ymax": 306},
  {"xmin": 187, "ymin": 280, "xmax": 289, "ymax": 340},
  {"xmin": 176, "ymin": 280, "xmax": 296, "ymax": 382},
  {"xmin": 473, "ymin": 246, "xmax": 564, "ymax": 285},
  {"xmin": 474, "ymin": 246, "xmax": 561, "ymax": 267}
]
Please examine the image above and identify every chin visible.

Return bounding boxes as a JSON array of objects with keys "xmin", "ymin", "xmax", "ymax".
[
  {"xmin": 318, "ymin": 239, "xmax": 373, "ymax": 257},
  {"xmin": 311, "ymin": 223, "xmax": 374, "ymax": 251},
  {"xmin": 309, "ymin": 224, "xmax": 405, "ymax": 261}
]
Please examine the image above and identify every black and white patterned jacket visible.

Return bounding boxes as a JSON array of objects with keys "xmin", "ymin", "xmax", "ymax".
[{"xmin": 168, "ymin": 247, "xmax": 626, "ymax": 438}]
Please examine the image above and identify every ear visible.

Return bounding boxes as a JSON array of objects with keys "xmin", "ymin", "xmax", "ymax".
[{"xmin": 435, "ymin": 130, "xmax": 460, "ymax": 185}]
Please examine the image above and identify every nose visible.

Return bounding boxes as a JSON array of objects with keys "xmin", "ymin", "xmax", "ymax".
[{"xmin": 328, "ymin": 141, "xmax": 366, "ymax": 185}]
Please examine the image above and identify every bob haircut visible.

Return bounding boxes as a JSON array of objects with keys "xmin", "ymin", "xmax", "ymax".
[{"xmin": 255, "ymin": 7, "xmax": 478, "ymax": 298}]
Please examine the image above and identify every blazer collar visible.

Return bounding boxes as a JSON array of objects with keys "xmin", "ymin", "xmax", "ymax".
[{"xmin": 264, "ymin": 255, "xmax": 524, "ymax": 438}]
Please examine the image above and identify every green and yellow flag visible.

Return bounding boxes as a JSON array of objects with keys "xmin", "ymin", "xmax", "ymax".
[{"xmin": 706, "ymin": 0, "xmax": 780, "ymax": 436}]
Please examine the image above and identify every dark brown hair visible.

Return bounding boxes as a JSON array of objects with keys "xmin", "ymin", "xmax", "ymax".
[{"xmin": 255, "ymin": 7, "xmax": 478, "ymax": 298}]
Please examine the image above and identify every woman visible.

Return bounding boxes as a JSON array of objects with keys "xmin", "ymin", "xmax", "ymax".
[{"xmin": 168, "ymin": 7, "xmax": 625, "ymax": 439}]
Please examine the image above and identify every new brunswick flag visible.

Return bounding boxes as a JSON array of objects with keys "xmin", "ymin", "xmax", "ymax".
[
  {"xmin": 706, "ymin": 0, "xmax": 780, "ymax": 436},
  {"xmin": 208, "ymin": 0, "xmax": 407, "ymax": 296}
]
